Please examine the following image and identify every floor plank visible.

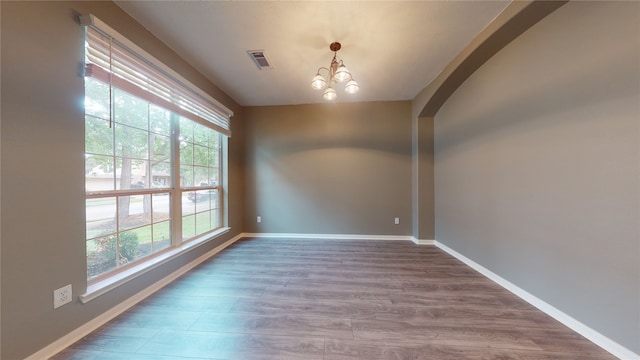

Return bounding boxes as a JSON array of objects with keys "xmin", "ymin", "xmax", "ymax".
[{"xmin": 53, "ymin": 238, "xmax": 616, "ymax": 359}]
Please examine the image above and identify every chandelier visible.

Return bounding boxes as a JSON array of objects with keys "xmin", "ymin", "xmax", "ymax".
[{"xmin": 311, "ymin": 42, "xmax": 360, "ymax": 101}]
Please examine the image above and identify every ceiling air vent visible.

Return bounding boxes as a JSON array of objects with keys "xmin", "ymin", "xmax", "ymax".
[{"xmin": 247, "ymin": 50, "xmax": 273, "ymax": 70}]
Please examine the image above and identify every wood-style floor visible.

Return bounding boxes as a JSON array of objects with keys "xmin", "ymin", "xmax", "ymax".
[{"xmin": 53, "ymin": 238, "xmax": 616, "ymax": 359}]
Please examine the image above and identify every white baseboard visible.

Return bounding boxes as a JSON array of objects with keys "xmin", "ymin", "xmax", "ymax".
[
  {"xmin": 26, "ymin": 233, "xmax": 244, "ymax": 360},
  {"xmin": 242, "ymin": 233, "xmax": 436, "ymax": 246},
  {"xmin": 412, "ymin": 238, "xmax": 435, "ymax": 245},
  {"xmin": 242, "ymin": 233, "xmax": 435, "ymax": 246},
  {"xmin": 241, "ymin": 232, "xmax": 415, "ymax": 241},
  {"xmin": 435, "ymin": 240, "xmax": 639, "ymax": 360}
]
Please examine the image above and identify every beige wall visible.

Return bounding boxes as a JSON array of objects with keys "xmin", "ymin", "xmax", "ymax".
[
  {"xmin": 433, "ymin": 1, "xmax": 639, "ymax": 353},
  {"xmin": 243, "ymin": 102, "xmax": 412, "ymax": 236},
  {"xmin": 0, "ymin": 2, "xmax": 244, "ymax": 358}
]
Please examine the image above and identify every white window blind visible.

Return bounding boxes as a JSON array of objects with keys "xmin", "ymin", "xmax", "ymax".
[{"xmin": 80, "ymin": 14, "xmax": 233, "ymax": 136}]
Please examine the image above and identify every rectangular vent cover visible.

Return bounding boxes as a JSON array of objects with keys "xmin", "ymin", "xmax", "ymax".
[{"xmin": 247, "ymin": 50, "xmax": 273, "ymax": 70}]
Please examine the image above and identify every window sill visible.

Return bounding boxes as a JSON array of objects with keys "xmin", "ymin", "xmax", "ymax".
[{"xmin": 80, "ymin": 227, "xmax": 230, "ymax": 303}]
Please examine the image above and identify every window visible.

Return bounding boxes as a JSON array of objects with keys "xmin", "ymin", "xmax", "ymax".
[
  {"xmin": 179, "ymin": 120, "xmax": 222, "ymax": 240},
  {"xmin": 82, "ymin": 15, "xmax": 232, "ymax": 281}
]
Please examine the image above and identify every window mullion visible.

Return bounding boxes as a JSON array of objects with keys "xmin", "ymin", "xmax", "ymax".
[
  {"xmin": 111, "ymin": 88, "xmax": 117, "ymax": 190},
  {"xmin": 217, "ymin": 134, "xmax": 224, "ymax": 227},
  {"xmin": 170, "ymin": 112, "xmax": 182, "ymax": 245}
]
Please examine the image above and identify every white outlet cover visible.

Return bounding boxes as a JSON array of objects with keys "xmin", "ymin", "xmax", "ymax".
[{"xmin": 53, "ymin": 284, "xmax": 72, "ymax": 309}]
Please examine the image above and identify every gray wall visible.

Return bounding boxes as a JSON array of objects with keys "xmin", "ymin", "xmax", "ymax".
[
  {"xmin": 0, "ymin": 2, "xmax": 244, "ymax": 359},
  {"xmin": 434, "ymin": 1, "xmax": 639, "ymax": 353},
  {"xmin": 243, "ymin": 102, "xmax": 412, "ymax": 236},
  {"xmin": 412, "ymin": 116, "xmax": 435, "ymax": 241}
]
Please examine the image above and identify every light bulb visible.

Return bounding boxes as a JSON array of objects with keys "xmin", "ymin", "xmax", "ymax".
[
  {"xmin": 323, "ymin": 87, "xmax": 337, "ymax": 101},
  {"xmin": 334, "ymin": 65, "xmax": 351, "ymax": 82},
  {"xmin": 311, "ymin": 74, "xmax": 326, "ymax": 90},
  {"xmin": 344, "ymin": 80, "xmax": 360, "ymax": 94}
]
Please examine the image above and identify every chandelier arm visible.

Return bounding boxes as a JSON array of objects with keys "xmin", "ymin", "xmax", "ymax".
[{"xmin": 315, "ymin": 66, "xmax": 330, "ymax": 76}]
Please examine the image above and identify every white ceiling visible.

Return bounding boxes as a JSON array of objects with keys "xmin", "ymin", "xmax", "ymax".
[{"xmin": 115, "ymin": 1, "xmax": 510, "ymax": 107}]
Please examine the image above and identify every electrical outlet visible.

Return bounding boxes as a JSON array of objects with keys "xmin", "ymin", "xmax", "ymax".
[
  {"xmin": 53, "ymin": 284, "xmax": 72, "ymax": 309},
  {"xmin": 394, "ymin": 217, "xmax": 400, "ymax": 225},
  {"xmin": 257, "ymin": 216, "xmax": 261, "ymax": 223}
]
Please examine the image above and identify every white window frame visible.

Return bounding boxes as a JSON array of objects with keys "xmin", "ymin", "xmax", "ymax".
[{"xmin": 80, "ymin": 14, "xmax": 232, "ymax": 301}]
